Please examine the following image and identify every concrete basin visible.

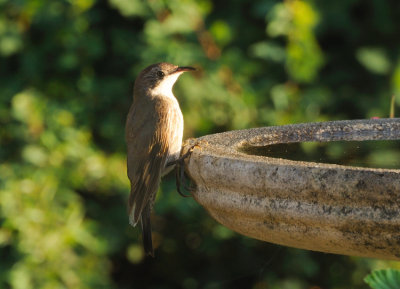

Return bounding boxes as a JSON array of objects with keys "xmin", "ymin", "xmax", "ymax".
[{"xmin": 182, "ymin": 118, "xmax": 400, "ymax": 260}]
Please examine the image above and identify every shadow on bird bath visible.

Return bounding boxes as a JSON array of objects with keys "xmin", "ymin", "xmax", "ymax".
[{"xmin": 182, "ymin": 118, "xmax": 400, "ymax": 260}]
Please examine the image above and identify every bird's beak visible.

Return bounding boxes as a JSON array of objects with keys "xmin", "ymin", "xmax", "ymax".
[{"xmin": 172, "ymin": 66, "xmax": 196, "ymax": 74}]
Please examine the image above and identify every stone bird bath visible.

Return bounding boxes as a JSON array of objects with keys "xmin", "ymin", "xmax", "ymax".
[{"xmin": 182, "ymin": 118, "xmax": 400, "ymax": 260}]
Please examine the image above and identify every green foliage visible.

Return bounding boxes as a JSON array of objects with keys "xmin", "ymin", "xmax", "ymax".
[
  {"xmin": 356, "ymin": 47, "xmax": 391, "ymax": 75},
  {"xmin": 267, "ymin": 1, "xmax": 324, "ymax": 83},
  {"xmin": 2, "ymin": 88, "xmax": 125, "ymax": 288},
  {"xmin": 365, "ymin": 269, "xmax": 400, "ymax": 289},
  {"xmin": 0, "ymin": 0, "xmax": 399, "ymax": 288}
]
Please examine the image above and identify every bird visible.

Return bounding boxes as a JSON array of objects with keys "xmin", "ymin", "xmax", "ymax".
[{"xmin": 125, "ymin": 62, "xmax": 195, "ymax": 256}]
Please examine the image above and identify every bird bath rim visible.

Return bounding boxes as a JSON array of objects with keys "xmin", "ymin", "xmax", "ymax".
[{"xmin": 183, "ymin": 118, "xmax": 400, "ymax": 260}]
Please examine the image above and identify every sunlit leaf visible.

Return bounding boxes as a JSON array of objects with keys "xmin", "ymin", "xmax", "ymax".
[
  {"xmin": 108, "ymin": 0, "xmax": 149, "ymax": 17},
  {"xmin": 356, "ymin": 47, "xmax": 391, "ymax": 75},
  {"xmin": 250, "ymin": 41, "xmax": 285, "ymax": 62},
  {"xmin": 364, "ymin": 269, "xmax": 400, "ymax": 289},
  {"xmin": 210, "ymin": 20, "xmax": 232, "ymax": 46}
]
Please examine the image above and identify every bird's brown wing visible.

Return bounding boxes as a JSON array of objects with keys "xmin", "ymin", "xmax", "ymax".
[{"xmin": 125, "ymin": 100, "xmax": 170, "ymax": 226}]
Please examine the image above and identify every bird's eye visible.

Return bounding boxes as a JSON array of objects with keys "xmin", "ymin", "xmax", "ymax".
[{"xmin": 157, "ymin": 71, "xmax": 165, "ymax": 78}]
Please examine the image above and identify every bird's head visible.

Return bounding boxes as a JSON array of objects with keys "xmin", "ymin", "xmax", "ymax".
[{"xmin": 134, "ymin": 62, "xmax": 195, "ymax": 98}]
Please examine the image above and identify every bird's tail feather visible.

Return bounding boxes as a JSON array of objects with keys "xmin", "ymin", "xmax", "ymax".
[{"xmin": 141, "ymin": 205, "xmax": 154, "ymax": 257}]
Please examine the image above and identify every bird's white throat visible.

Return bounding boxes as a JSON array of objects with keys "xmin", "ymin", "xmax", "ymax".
[{"xmin": 150, "ymin": 72, "xmax": 183, "ymax": 99}]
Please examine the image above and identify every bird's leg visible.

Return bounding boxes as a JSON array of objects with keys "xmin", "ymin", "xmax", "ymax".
[
  {"xmin": 166, "ymin": 144, "xmax": 196, "ymax": 168},
  {"xmin": 166, "ymin": 144, "xmax": 198, "ymax": 197},
  {"xmin": 175, "ymin": 160, "xmax": 190, "ymax": 197}
]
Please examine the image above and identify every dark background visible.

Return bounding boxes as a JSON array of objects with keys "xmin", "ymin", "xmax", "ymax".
[{"xmin": 1, "ymin": 0, "xmax": 399, "ymax": 288}]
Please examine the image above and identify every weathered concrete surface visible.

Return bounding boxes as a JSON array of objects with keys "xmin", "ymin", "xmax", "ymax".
[{"xmin": 182, "ymin": 118, "xmax": 400, "ymax": 260}]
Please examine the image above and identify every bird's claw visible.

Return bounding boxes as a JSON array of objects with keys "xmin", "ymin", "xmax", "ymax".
[
  {"xmin": 174, "ymin": 143, "xmax": 200, "ymax": 197},
  {"xmin": 176, "ymin": 161, "xmax": 191, "ymax": 197}
]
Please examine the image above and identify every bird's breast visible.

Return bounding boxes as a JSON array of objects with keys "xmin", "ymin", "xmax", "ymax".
[{"xmin": 165, "ymin": 100, "xmax": 184, "ymax": 165}]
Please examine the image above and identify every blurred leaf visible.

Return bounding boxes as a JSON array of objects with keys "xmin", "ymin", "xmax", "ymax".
[
  {"xmin": 267, "ymin": 3, "xmax": 292, "ymax": 37},
  {"xmin": 356, "ymin": 48, "xmax": 391, "ymax": 75},
  {"xmin": 68, "ymin": 0, "xmax": 95, "ymax": 13},
  {"xmin": 249, "ymin": 41, "xmax": 285, "ymax": 62},
  {"xmin": 364, "ymin": 269, "xmax": 400, "ymax": 289},
  {"xmin": 108, "ymin": 0, "xmax": 149, "ymax": 17},
  {"xmin": 210, "ymin": 20, "xmax": 232, "ymax": 47},
  {"xmin": 212, "ymin": 225, "xmax": 234, "ymax": 240},
  {"xmin": 0, "ymin": 18, "xmax": 23, "ymax": 56},
  {"xmin": 22, "ymin": 145, "xmax": 48, "ymax": 166},
  {"xmin": 126, "ymin": 244, "xmax": 144, "ymax": 264},
  {"xmin": 267, "ymin": 0, "xmax": 324, "ymax": 83}
]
